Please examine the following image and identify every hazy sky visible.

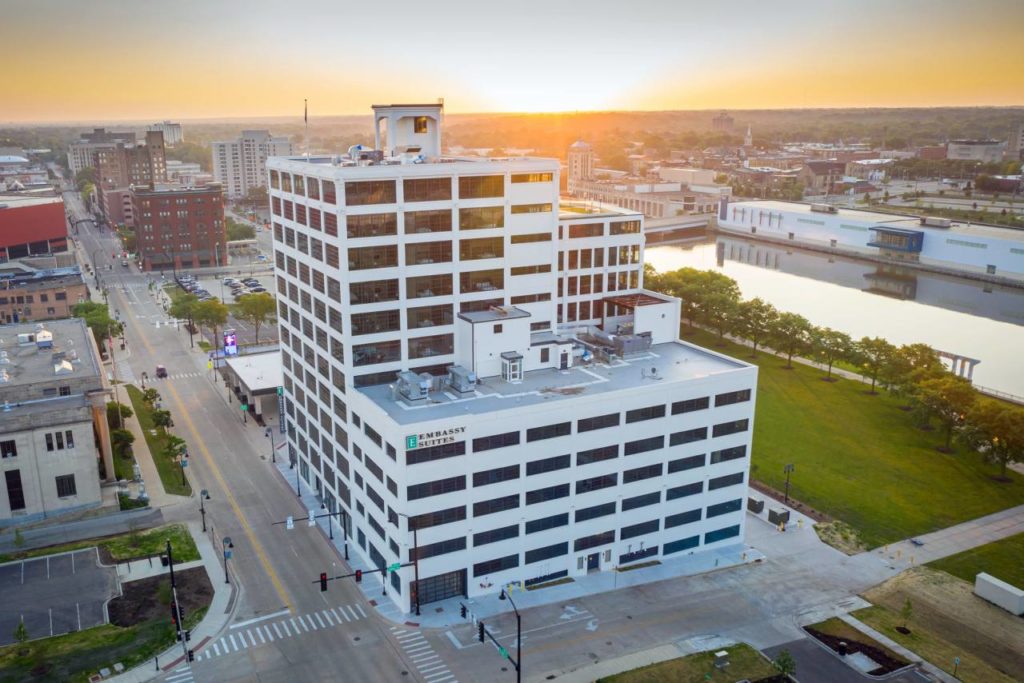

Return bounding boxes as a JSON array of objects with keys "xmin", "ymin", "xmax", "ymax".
[{"xmin": 4, "ymin": 0, "xmax": 1023, "ymax": 122}]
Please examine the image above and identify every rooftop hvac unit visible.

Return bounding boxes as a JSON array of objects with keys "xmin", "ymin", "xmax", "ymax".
[
  {"xmin": 36, "ymin": 329, "xmax": 54, "ymax": 348},
  {"xmin": 613, "ymin": 333, "xmax": 652, "ymax": 357},
  {"xmin": 448, "ymin": 365, "xmax": 477, "ymax": 393},
  {"xmin": 920, "ymin": 216, "xmax": 952, "ymax": 228},
  {"xmin": 810, "ymin": 203, "xmax": 838, "ymax": 214},
  {"xmin": 396, "ymin": 371, "xmax": 430, "ymax": 401}
]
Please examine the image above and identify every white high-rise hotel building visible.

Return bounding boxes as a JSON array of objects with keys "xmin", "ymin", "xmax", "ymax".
[
  {"xmin": 267, "ymin": 104, "xmax": 756, "ymax": 614},
  {"xmin": 213, "ymin": 130, "xmax": 293, "ymax": 199}
]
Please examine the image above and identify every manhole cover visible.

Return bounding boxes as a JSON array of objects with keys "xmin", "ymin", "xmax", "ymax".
[{"xmin": 353, "ymin": 636, "xmax": 361, "ymax": 641}]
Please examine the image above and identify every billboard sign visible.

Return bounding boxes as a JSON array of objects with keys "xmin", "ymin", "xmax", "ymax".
[{"xmin": 223, "ymin": 329, "xmax": 238, "ymax": 356}]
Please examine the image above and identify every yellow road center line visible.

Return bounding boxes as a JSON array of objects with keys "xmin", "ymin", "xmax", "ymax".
[{"xmin": 119, "ymin": 290, "xmax": 294, "ymax": 613}]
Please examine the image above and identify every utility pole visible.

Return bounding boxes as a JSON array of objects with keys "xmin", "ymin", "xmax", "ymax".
[{"xmin": 784, "ymin": 463, "xmax": 795, "ymax": 504}]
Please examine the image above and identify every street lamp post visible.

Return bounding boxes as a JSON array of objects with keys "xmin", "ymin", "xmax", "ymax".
[
  {"xmin": 290, "ymin": 457, "xmax": 301, "ymax": 498},
  {"xmin": 199, "ymin": 489, "xmax": 210, "ymax": 533},
  {"xmin": 499, "ymin": 588, "xmax": 523, "ymax": 683},
  {"xmin": 397, "ymin": 513, "xmax": 421, "ymax": 616},
  {"xmin": 784, "ymin": 463, "xmax": 795, "ymax": 504},
  {"xmin": 320, "ymin": 500, "xmax": 334, "ymax": 540},
  {"xmin": 222, "ymin": 537, "xmax": 234, "ymax": 584},
  {"xmin": 264, "ymin": 426, "xmax": 276, "ymax": 463}
]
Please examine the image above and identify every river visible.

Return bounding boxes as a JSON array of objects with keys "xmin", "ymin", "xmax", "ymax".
[{"xmin": 646, "ymin": 235, "xmax": 1024, "ymax": 398}]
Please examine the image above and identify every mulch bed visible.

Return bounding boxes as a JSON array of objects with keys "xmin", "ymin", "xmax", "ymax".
[
  {"xmin": 748, "ymin": 480, "xmax": 831, "ymax": 523},
  {"xmin": 108, "ymin": 567, "xmax": 213, "ymax": 627},
  {"xmin": 753, "ymin": 675, "xmax": 791, "ymax": 683},
  {"xmin": 804, "ymin": 627, "xmax": 908, "ymax": 675}
]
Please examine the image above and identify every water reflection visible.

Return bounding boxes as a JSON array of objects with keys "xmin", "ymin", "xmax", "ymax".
[{"xmin": 647, "ymin": 236, "xmax": 1024, "ymax": 396}]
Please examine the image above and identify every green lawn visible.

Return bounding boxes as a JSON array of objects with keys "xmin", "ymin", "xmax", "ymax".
[
  {"xmin": 928, "ymin": 532, "xmax": 1024, "ymax": 587},
  {"xmin": 0, "ymin": 607, "xmax": 206, "ymax": 683},
  {"xmin": 0, "ymin": 524, "xmax": 198, "ymax": 564},
  {"xmin": 597, "ymin": 643, "xmax": 776, "ymax": 682},
  {"xmin": 125, "ymin": 385, "xmax": 191, "ymax": 496},
  {"xmin": 681, "ymin": 328, "xmax": 1024, "ymax": 549}
]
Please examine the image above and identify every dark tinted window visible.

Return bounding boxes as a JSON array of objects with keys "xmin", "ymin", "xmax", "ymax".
[
  {"xmin": 473, "ymin": 494, "xmax": 519, "ymax": 516},
  {"xmin": 525, "ymin": 513, "xmax": 569, "ymax": 534},
  {"xmin": 473, "ymin": 524, "xmax": 519, "ymax": 546},
  {"xmin": 407, "ymin": 475, "xmax": 465, "ymax": 501},
  {"xmin": 708, "ymin": 472, "xmax": 745, "ymax": 490},
  {"xmin": 576, "ymin": 474, "xmax": 617, "ymax": 494},
  {"xmin": 625, "ymin": 404, "xmax": 666, "ymax": 423},
  {"xmin": 407, "ymin": 441, "xmax": 466, "ymax": 465},
  {"xmin": 575, "ymin": 501, "xmax": 616, "ymax": 522},
  {"xmin": 671, "ymin": 397, "xmax": 709, "ymax": 415},
  {"xmin": 715, "ymin": 389, "xmax": 751, "ymax": 407},
  {"xmin": 666, "ymin": 481, "xmax": 703, "ymax": 500},
  {"xmin": 526, "ymin": 454, "xmax": 570, "ymax": 476},
  {"xmin": 473, "ymin": 465, "xmax": 520, "ymax": 487},
  {"xmin": 577, "ymin": 413, "xmax": 620, "ymax": 432},
  {"xmin": 665, "ymin": 508, "xmax": 702, "ymax": 528},
  {"xmin": 623, "ymin": 463, "xmax": 663, "ymax": 484},
  {"xmin": 668, "ymin": 454, "xmax": 705, "ymax": 473},
  {"xmin": 710, "ymin": 445, "xmax": 746, "ymax": 464},
  {"xmin": 527, "ymin": 422, "xmax": 571, "ymax": 442},
  {"xmin": 624, "ymin": 435, "xmax": 664, "ymax": 456},
  {"xmin": 707, "ymin": 498, "xmax": 743, "ymax": 518},
  {"xmin": 576, "ymin": 445, "xmax": 618, "ymax": 466},
  {"xmin": 473, "ymin": 431, "xmax": 520, "ymax": 452},
  {"xmin": 620, "ymin": 519, "xmax": 659, "ymax": 540},
  {"xmin": 525, "ymin": 542, "xmax": 568, "ymax": 564},
  {"xmin": 526, "ymin": 483, "xmax": 570, "ymax": 505},
  {"xmin": 622, "ymin": 491, "xmax": 660, "ymax": 511},
  {"xmin": 712, "ymin": 419, "xmax": 749, "ymax": 438},
  {"xmin": 410, "ymin": 506, "xmax": 466, "ymax": 530},
  {"xmin": 670, "ymin": 427, "xmax": 707, "ymax": 446}
]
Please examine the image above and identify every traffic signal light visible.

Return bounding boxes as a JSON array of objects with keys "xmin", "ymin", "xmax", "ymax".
[
  {"xmin": 478, "ymin": 621, "xmax": 485, "ymax": 643},
  {"xmin": 320, "ymin": 572, "xmax": 328, "ymax": 592},
  {"xmin": 187, "ymin": 650, "xmax": 195, "ymax": 662},
  {"xmin": 170, "ymin": 602, "xmax": 178, "ymax": 626},
  {"xmin": 355, "ymin": 569, "xmax": 362, "ymax": 583},
  {"xmin": 460, "ymin": 604, "xmax": 467, "ymax": 619},
  {"xmin": 184, "ymin": 630, "xmax": 192, "ymax": 642}
]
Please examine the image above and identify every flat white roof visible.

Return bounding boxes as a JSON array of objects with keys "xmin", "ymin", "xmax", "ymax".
[{"xmin": 225, "ymin": 352, "xmax": 282, "ymax": 392}]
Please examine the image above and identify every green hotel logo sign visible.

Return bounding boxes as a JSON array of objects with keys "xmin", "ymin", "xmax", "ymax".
[{"xmin": 405, "ymin": 426, "xmax": 466, "ymax": 450}]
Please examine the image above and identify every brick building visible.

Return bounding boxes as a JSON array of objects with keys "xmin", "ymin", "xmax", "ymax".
[
  {"xmin": 94, "ymin": 131, "xmax": 167, "ymax": 226},
  {"xmin": 0, "ymin": 194, "xmax": 68, "ymax": 262},
  {"xmin": 131, "ymin": 184, "xmax": 227, "ymax": 271},
  {"xmin": 0, "ymin": 267, "xmax": 89, "ymax": 324}
]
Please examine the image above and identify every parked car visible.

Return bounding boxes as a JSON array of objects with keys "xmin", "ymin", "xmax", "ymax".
[
  {"xmin": 223, "ymin": 277, "xmax": 235, "ymax": 285},
  {"xmin": 249, "ymin": 286, "xmax": 267, "ymax": 293},
  {"xmin": 242, "ymin": 278, "xmax": 260, "ymax": 286}
]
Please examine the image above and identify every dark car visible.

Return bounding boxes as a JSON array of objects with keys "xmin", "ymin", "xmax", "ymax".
[{"xmin": 156, "ymin": 365, "xmax": 168, "ymax": 378}]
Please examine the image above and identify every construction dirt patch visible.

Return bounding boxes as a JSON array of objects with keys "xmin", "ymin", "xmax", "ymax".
[
  {"xmin": 108, "ymin": 566, "xmax": 213, "ymax": 627},
  {"xmin": 863, "ymin": 567, "xmax": 1024, "ymax": 681}
]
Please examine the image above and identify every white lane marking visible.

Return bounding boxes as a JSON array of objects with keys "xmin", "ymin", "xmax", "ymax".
[
  {"xmin": 315, "ymin": 612, "xmax": 327, "ymax": 628},
  {"xmin": 322, "ymin": 610, "xmax": 335, "ymax": 626},
  {"xmin": 263, "ymin": 625, "xmax": 274, "ymax": 642},
  {"xmin": 231, "ymin": 608, "xmax": 291, "ymax": 629},
  {"xmin": 397, "ymin": 632, "xmax": 423, "ymax": 642},
  {"xmin": 281, "ymin": 621, "xmax": 292, "ymax": 637},
  {"xmin": 404, "ymin": 644, "xmax": 432, "ymax": 655},
  {"xmin": 229, "ymin": 633, "xmax": 239, "ymax": 651},
  {"xmin": 330, "ymin": 607, "xmax": 343, "ymax": 623},
  {"xmin": 355, "ymin": 604, "xmax": 368, "ymax": 618},
  {"xmin": 213, "ymin": 642, "xmax": 221, "ymax": 656},
  {"xmin": 423, "ymin": 672, "xmax": 455, "ymax": 681},
  {"xmin": 425, "ymin": 675, "xmax": 455, "ymax": 683},
  {"xmin": 273, "ymin": 622, "xmax": 284, "ymax": 638},
  {"xmin": 298, "ymin": 615, "xmax": 312, "ymax": 631},
  {"xmin": 256, "ymin": 627, "xmax": 266, "ymax": 644},
  {"xmin": 412, "ymin": 652, "xmax": 440, "ymax": 662},
  {"xmin": 420, "ymin": 664, "xmax": 450, "ymax": 674},
  {"xmin": 247, "ymin": 629, "xmax": 258, "ymax": 646}
]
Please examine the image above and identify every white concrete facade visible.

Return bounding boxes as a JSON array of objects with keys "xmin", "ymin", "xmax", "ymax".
[
  {"xmin": 718, "ymin": 199, "xmax": 1024, "ymax": 281},
  {"xmin": 213, "ymin": 130, "xmax": 292, "ymax": 199},
  {"xmin": 267, "ymin": 105, "xmax": 756, "ymax": 614},
  {"xmin": 149, "ymin": 121, "xmax": 184, "ymax": 146}
]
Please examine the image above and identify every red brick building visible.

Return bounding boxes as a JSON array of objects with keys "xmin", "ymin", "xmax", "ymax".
[
  {"xmin": 95, "ymin": 131, "xmax": 167, "ymax": 226},
  {"xmin": 131, "ymin": 184, "xmax": 226, "ymax": 272},
  {"xmin": 0, "ymin": 194, "xmax": 68, "ymax": 262}
]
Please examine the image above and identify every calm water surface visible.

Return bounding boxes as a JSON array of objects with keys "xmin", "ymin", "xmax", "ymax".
[{"xmin": 646, "ymin": 236, "xmax": 1024, "ymax": 397}]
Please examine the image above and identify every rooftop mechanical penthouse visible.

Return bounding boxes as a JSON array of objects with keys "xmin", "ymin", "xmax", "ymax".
[{"xmin": 267, "ymin": 103, "xmax": 757, "ymax": 614}]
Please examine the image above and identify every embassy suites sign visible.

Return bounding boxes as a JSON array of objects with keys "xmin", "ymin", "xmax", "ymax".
[{"xmin": 405, "ymin": 426, "xmax": 466, "ymax": 450}]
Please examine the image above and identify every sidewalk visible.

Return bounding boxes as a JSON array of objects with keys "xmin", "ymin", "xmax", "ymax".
[
  {"xmin": 121, "ymin": 409, "xmax": 183, "ymax": 509},
  {"xmin": 108, "ymin": 520, "xmax": 237, "ymax": 683},
  {"xmin": 838, "ymin": 613, "xmax": 959, "ymax": 683},
  {"xmin": 858, "ymin": 503, "xmax": 1024, "ymax": 569},
  {"xmin": 270, "ymin": 456, "xmax": 766, "ymax": 629}
]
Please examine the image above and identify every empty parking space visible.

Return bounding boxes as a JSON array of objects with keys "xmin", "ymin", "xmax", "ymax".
[{"xmin": 0, "ymin": 548, "xmax": 119, "ymax": 645}]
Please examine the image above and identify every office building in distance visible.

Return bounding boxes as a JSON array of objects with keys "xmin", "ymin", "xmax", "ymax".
[
  {"xmin": 267, "ymin": 103, "xmax": 757, "ymax": 614},
  {"xmin": 149, "ymin": 121, "xmax": 184, "ymax": 146},
  {"xmin": 0, "ymin": 320, "xmax": 114, "ymax": 526},
  {"xmin": 213, "ymin": 130, "xmax": 293, "ymax": 200},
  {"xmin": 66, "ymin": 128, "xmax": 138, "ymax": 176}
]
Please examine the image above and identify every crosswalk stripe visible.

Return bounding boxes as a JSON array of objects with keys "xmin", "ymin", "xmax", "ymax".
[
  {"xmin": 355, "ymin": 604, "xmax": 368, "ymax": 618},
  {"xmin": 396, "ymin": 631, "xmax": 421, "ymax": 641},
  {"xmin": 314, "ymin": 612, "xmax": 326, "ymax": 628},
  {"xmin": 420, "ymin": 664, "xmax": 449, "ymax": 674},
  {"xmin": 248, "ymin": 629, "xmax": 258, "ymax": 646},
  {"xmin": 229, "ymin": 633, "xmax": 239, "ymax": 651},
  {"xmin": 413, "ymin": 653, "xmax": 439, "ymax": 662},
  {"xmin": 322, "ymin": 610, "xmax": 335, "ymax": 626},
  {"xmin": 282, "ymin": 620, "xmax": 292, "ymax": 636},
  {"xmin": 298, "ymin": 615, "xmax": 311, "ymax": 631},
  {"xmin": 263, "ymin": 625, "xmax": 274, "ymax": 641},
  {"xmin": 406, "ymin": 645, "xmax": 432, "ymax": 655},
  {"xmin": 213, "ymin": 641, "xmax": 221, "ymax": 656},
  {"xmin": 423, "ymin": 672, "xmax": 454, "ymax": 682},
  {"xmin": 426, "ymin": 675, "xmax": 455, "ymax": 683},
  {"xmin": 331, "ymin": 607, "xmax": 344, "ymax": 623},
  {"xmin": 256, "ymin": 627, "xmax": 266, "ymax": 644}
]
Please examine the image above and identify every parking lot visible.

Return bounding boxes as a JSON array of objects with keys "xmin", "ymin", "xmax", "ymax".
[
  {"xmin": 175, "ymin": 273, "xmax": 278, "ymax": 346},
  {"xmin": 0, "ymin": 548, "xmax": 120, "ymax": 644}
]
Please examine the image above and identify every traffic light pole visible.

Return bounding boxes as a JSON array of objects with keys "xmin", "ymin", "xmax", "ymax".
[
  {"xmin": 461, "ymin": 598, "xmax": 521, "ymax": 681},
  {"xmin": 165, "ymin": 540, "xmax": 191, "ymax": 669},
  {"xmin": 274, "ymin": 510, "xmax": 349, "ymax": 560}
]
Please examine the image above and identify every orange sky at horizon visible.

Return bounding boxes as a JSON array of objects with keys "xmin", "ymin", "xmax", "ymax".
[{"xmin": 4, "ymin": 0, "xmax": 1023, "ymax": 123}]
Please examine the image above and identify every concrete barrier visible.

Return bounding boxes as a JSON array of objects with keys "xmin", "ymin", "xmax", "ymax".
[{"xmin": 974, "ymin": 572, "xmax": 1024, "ymax": 615}]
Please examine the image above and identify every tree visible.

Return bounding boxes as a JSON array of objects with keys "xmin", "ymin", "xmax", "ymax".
[
  {"xmin": 106, "ymin": 401, "xmax": 133, "ymax": 429},
  {"xmin": 916, "ymin": 376, "xmax": 976, "ymax": 452},
  {"xmin": 13, "ymin": 619, "xmax": 27, "ymax": 645},
  {"xmin": 72, "ymin": 301, "xmax": 122, "ymax": 346},
  {"xmin": 169, "ymin": 293, "xmax": 200, "ymax": 345},
  {"xmin": 193, "ymin": 299, "xmax": 230, "ymax": 349},
  {"xmin": 900, "ymin": 597, "xmax": 913, "ymax": 630},
  {"xmin": 233, "ymin": 292, "xmax": 276, "ymax": 344},
  {"xmin": 811, "ymin": 327, "xmax": 852, "ymax": 381},
  {"xmin": 152, "ymin": 410, "xmax": 173, "ymax": 429},
  {"xmin": 110, "ymin": 428, "xmax": 135, "ymax": 459},
  {"xmin": 889, "ymin": 343, "xmax": 945, "ymax": 397},
  {"xmin": 74, "ymin": 167, "xmax": 96, "ymax": 190},
  {"xmin": 773, "ymin": 649, "xmax": 796, "ymax": 676},
  {"xmin": 701, "ymin": 290, "xmax": 741, "ymax": 343},
  {"xmin": 854, "ymin": 337, "xmax": 897, "ymax": 394},
  {"xmin": 769, "ymin": 312, "xmax": 812, "ymax": 369},
  {"xmin": 961, "ymin": 402, "xmax": 1024, "ymax": 480},
  {"xmin": 658, "ymin": 267, "xmax": 705, "ymax": 329},
  {"xmin": 142, "ymin": 388, "xmax": 161, "ymax": 407},
  {"xmin": 226, "ymin": 217, "xmax": 256, "ymax": 241},
  {"xmin": 244, "ymin": 184, "xmax": 268, "ymax": 207},
  {"xmin": 736, "ymin": 298, "xmax": 778, "ymax": 357}
]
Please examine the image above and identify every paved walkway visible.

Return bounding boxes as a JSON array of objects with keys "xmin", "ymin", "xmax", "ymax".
[
  {"xmin": 117, "ymin": 558, "xmax": 204, "ymax": 584},
  {"xmin": 857, "ymin": 503, "xmax": 1024, "ymax": 569},
  {"xmin": 108, "ymin": 520, "xmax": 237, "ymax": 683},
  {"xmin": 839, "ymin": 614, "xmax": 959, "ymax": 683}
]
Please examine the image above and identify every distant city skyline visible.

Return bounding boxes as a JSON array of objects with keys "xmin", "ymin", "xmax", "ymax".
[{"xmin": 5, "ymin": 0, "xmax": 1024, "ymax": 123}]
